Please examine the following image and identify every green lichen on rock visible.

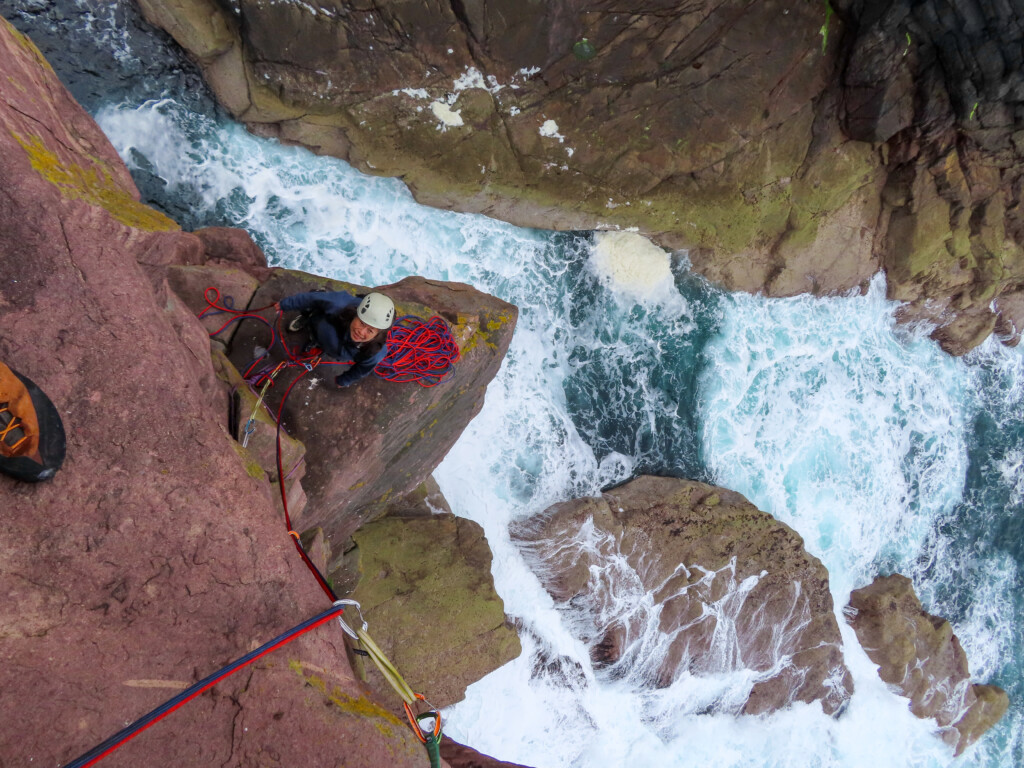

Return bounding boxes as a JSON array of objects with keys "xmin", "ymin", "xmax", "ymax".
[
  {"xmin": 345, "ymin": 512, "xmax": 520, "ymax": 708},
  {"xmin": 230, "ymin": 441, "xmax": 267, "ymax": 480},
  {"xmin": 790, "ymin": 137, "xmax": 879, "ymax": 229},
  {"xmin": 12, "ymin": 132, "xmax": 178, "ymax": 231},
  {"xmin": 457, "ymin": 309, "xmax": 513, "ymax": 356}
]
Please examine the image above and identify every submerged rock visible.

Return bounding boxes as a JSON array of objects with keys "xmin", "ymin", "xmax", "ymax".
[
  {"xmin": 513, "ymin": 476, "xmax": 853, "ymax": 716},
  {"xmin": 846, "ymin": 574, "xmax": 1009, "ymax": 755}
]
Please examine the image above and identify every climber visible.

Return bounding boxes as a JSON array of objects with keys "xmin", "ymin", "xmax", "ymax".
[{"xmin": 275, "ymin": 289, "xmax": 395, "ymax": 388}]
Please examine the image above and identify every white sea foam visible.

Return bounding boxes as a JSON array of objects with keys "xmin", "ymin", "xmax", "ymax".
[
  {"xmin": 590, "ymin": 231, "xmax": 685, "ymax": 312},
  {"xmin": 698, "ymin": 276, "xmax": 969, "ymax": 598},
  {"xmin": 539, "ymin": 119, "xmax": 565, "ymax": 142}
]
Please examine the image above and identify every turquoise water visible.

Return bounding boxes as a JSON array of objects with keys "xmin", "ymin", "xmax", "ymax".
[{"xmin": 3, "ymin": 2, "xmax": 1021, "ymax": 766}]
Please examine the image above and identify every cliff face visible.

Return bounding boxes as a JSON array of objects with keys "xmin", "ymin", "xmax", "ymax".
[
  {"xmin": 222, "ymin": 269, "xmax": 517, "ymax": 545},
  {"xmin": 0, "ymin": 16, "xmax": 517, "ymax": 767},
  {"xmin": 135, "ymin": 0, "xmax": 1024, "ymax": 354},
  {"xmin": 834, "ymin": 0, "xmax": 1024, "ymax": 354}
]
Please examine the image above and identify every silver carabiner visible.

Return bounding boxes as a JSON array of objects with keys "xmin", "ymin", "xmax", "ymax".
[
  {"xmin": 241, "ymin": 419, "xmax": 256, "ymax": 448},
  {"xmin": 333, "ymin": 598, "xmax": 367, "ymax": 640}
]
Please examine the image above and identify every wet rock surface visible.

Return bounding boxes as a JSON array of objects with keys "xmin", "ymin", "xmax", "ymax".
[
  {"xmin": 513, "ymin": 476, "xmax": 853, "ymax": 716},
  {"xmin": 846, "ymin": 574, "xmax": 1009, "ymax": 755}
]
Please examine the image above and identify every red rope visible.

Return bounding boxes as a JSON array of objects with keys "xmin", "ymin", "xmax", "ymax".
[
  {"xmin": 200, "ymin": 287, "xmax": 281, "ymax": 353},
  {"xmin": 66, "ymin": 605, "xmax": 346, "ymax": 768},
  {"xmin": 66, "ymin": 292, "xmax": 461, "ymax": 767},
  {"xmin": 200, "ymin": 290, "xmax": 461, "ymax": 595},
  {"xmin": 274, "ymin": 366, "xmax": 337, "ymax": 601},
  {"xmin": 201, "ymin": 288, "xmax": 460, "ymax": 388},
  {"xmin": 377, "ymin": 316, "xmax": 460, "ymax": 387}
]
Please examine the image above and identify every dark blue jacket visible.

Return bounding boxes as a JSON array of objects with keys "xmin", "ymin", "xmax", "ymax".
[{"xmin": 280, "ymin": 290, "xmax": 389, "ymax": 387}]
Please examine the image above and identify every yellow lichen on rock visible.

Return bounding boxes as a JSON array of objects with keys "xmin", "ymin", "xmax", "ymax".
[
  {"xmin": 12, "ymin": 131, "xmax": 178, "ymax": 231},
  {"xmin": 288, "ymin": 659, "xmax": 406, "ymax": 739},
  {"xmin": 7, "ymin": 22, "xmax": 55, "ymax": 75}
]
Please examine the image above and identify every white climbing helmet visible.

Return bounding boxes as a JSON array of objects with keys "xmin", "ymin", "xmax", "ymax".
[{"xmin": 357, "ymin": 292, "xmax": 395, "ymax": 330}]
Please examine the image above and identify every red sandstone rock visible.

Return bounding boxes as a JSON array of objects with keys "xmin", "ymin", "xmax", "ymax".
[
  {"xmin": 221, "ymin": 269, "xmax": 517, "ymax": 546},
  {"xmin": 0, "ymin": 17, "xmax": 454, "ymax": 767},
  {"xmin": 194, "ymin": 225, "xmax": 273, "ymax": 274},
  {"xmin": 441, "ymin": 738, "xmax": 537, "ymax": 768}
]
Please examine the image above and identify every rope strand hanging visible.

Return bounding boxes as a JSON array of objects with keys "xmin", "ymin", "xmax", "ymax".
[
  {"xmin": 201, "ymin": 286, "xmax": 450, "ymax": 764},
  {"xmin": 56, "ymin": 285, "xmax": 460, "ymax": 767}
]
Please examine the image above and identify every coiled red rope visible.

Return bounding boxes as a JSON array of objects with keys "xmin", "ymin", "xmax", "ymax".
[
  {"xmin": 201, "ymin": 286, "xmax": 461, "ymax": 599},
  {"xmin": 200, "ymin": 287, "xmax": 280, "ymax": 353},
  {"xmin": 377, "ymin": 315, "xmax": 461, "ymax": 386}
]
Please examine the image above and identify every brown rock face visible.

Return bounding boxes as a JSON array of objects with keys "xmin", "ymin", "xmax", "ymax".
[
  {"xmin": 441, "ymin": 739, "xmax": 537, "ymax": 768},
  {"xmin": 136, "ymin": 0, "xmax": 1024, "ymax": 354},
  {"xmin": 134, "ymin": 1, "xmax": 881, "ymax": 293},
  {"xmin": 846, "ymin": 574, "xmax": 1009, "ymax": 755},
  {"xmin": 513, "ymin": 476, "xmax": 853, "ymax": 716},
  {"xmin": 834, "ymin": 0, "xmax": 1024, "ymax": 354},
  {"xmin": 0, "ymin": 16, "xmax": 507, "ymax": 767}
]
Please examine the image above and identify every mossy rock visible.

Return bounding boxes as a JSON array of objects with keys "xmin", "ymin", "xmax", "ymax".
[{"xmin": 345, "ymin": 512, "xmax": 520, "ymax": 708}]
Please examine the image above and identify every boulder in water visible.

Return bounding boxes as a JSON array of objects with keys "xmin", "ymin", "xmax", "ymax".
[
  {"xmin": 846, "ymin": 574, "xmax": 1009, "ymax": 755},
  {"xmin": 513, "ymin": 475, "xmax": 853, "ymax": 715}
]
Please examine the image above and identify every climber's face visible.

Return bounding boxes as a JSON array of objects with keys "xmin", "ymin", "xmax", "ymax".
[{"xmin": 350, "ymin": 316, "xmax": 378, "ymax": 343}]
